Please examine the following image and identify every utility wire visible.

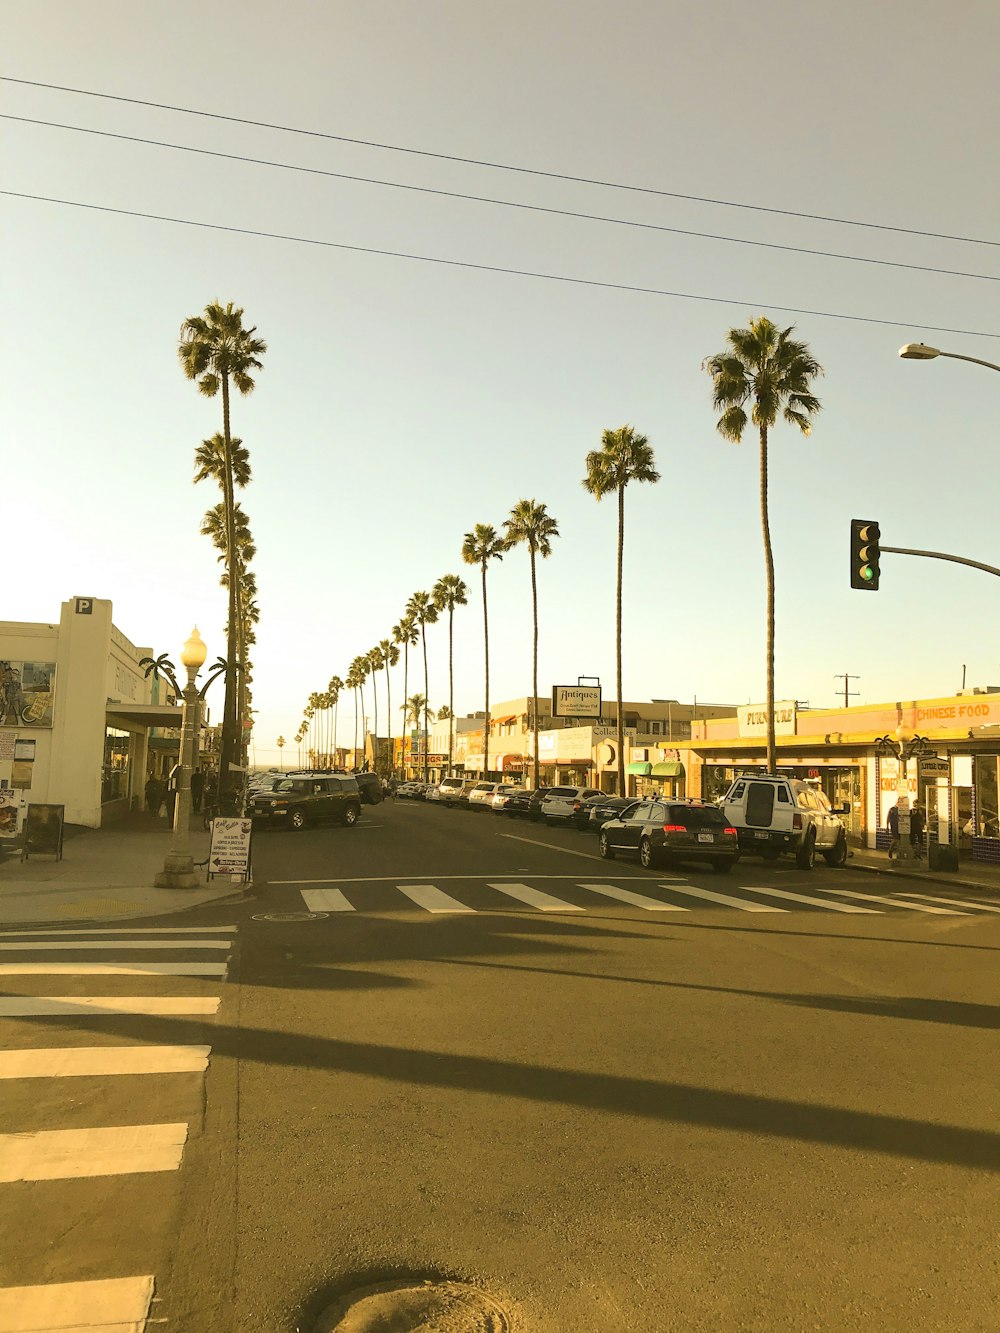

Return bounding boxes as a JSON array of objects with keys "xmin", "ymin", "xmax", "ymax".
[
  {"xmin": 3, "ymin": 74, "xmax": 997, "ymax": 249},
  {"xmin": 4, "ymin": 113, "xmax": 997, "ymax": 285},
  {"xmin": 3, "ymin": 188, "xmax": 997, "ymax": 339}
]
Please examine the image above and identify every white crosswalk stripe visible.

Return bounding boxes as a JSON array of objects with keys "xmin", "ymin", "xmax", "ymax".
[
  {"xmin": 0, "ymin": 961, "xmax": 227, "ymax": 976},
  {"xmin": 398, "ymin": 884, "xmax": 476, "ymax": 913},
  {"xmin": 577, "ymin": 883, "xmax": 689, "ymax": 911},
  {"xmin": 820, "ymin": 888, "xmax": 969, "ymax": 914},
  {"xmin": 892, "ymin": 892, "xmax": 1000, "ymax": 913},
  {"xmin": 0, "ymin": 994, "xmax": 221, "ymax": 1016},
  {"xmin": 0, "ymin": 925, "xmax": 237, "ymax": 937},
  {"xmin": 0, "ymin": 1274, "xmax": 154, "ymax": 1333},
  {"xmin": 0, "ymin": 1046, "xmax": 212, "ymax": 1079},
  {"xmin": 486, "ymin": 882, "xmax": 585, "ymax": 912},
  {"xmin": 0, "ymin": 937, "xmax": 231, "ymax": 951},
  {"xmin": 663, "ymin": 884, "xmax": 787, "ymax": 912},
  {"xmin": 0, "ymin": 1122, "xmax": 189, "ymax": 1181},
  {"xmin": 736, "ymin": 884, "xmax": 881, "ymax": 912},
  {"xmin": 301, "ymin": 887, "xmax": 356, "ymax": 911}
]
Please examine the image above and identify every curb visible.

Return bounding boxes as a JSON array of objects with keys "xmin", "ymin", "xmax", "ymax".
[
  {"xmin": 0, "ymin": 886, "xmax": 256, "ymax": 932},
  {"xmin": 845, "ymin": 858, "xmax": 997, "ymax": 894}
]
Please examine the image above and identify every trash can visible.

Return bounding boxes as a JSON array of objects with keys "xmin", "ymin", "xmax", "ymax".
[{"xmin": 929, "ymin": 842, "xmax": 959, "ymax": 872}]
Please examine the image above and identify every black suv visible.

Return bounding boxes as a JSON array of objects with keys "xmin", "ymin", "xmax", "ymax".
[
  {"xmin": 599, "ymin": 798, "xmax": 740, "ymax": 872},
  {"xmin": 250, "ymin": 774, "xmax": 362, "ymax": 830},
  {"xmin": 351, "ymin": 772, "xmax": 383, "ymax": 805}
]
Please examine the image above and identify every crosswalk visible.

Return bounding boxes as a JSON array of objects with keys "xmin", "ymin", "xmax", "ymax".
[
  {"xmin": 299, "ymin": 879, "xmax": 1000, "ymax": 918},
  {"xmin": 0, "ymin": 923, "xmax": 237, "ymax": 1332}
]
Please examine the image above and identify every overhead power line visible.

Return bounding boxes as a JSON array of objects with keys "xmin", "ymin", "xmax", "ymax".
[
  {"xmin": 2, "ymin": 74, "xmax": 997, "ymax": 250},
  {"xmin": 3, "ymin": 188, "xmax": 997, "ymax": 339},
  {"xmin": 4, "ymin": 113, "xmax": 997, "ymax": 285}
]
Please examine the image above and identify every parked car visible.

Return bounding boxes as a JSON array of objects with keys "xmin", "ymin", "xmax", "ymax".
[
  {"xmin": 437, "ymin": 777, "xmax": 466, "ymax": 804},
  {"xmin": 450, "ymin": 780, "xmax": 479, "ymax": 808},
  {"xmin": 501, "ymin": 787, "xmax": 548, "ymax": 820},
  {"xmin": 580, "ymin": 794, "xmax": 639, "ymax": 831},
  {"xmin": 541, "ymin": 786, "xmax": 603, "ymax": 825},
  {"xmin": 599, "ymin": 798, "xmax": 740, "ymax": 872},
  {"xmin": 250, "ymin": 774, "xmax": 362, "ymax": 831},
  {"xmin": 424, "ymin": 784, "xmax": 443, "ymax": 802},
  {"xmin": 490, "ymin": 785, "xmax": 526, "ymax": 813},
  {"xmin": 396, "ymin": 781, "xmax": 424, "ymax": 799},
  {"xmin": 468, "ymin": 781, "xmax": 504, "ymax": 810},
  {"xmin": 720, "ymin": 772, "xmax": 848, "ymax": 869}
]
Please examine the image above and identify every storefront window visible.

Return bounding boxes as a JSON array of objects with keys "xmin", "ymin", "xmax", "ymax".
[
  {"xmin": 103, "ymin": 727, "xmax": 130, "ymax": 803},
  {"xmin": 973, "ymin": 755, "xmax": 999, "ymax": 837}
]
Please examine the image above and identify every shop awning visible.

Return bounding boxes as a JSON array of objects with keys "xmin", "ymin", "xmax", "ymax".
[
  {"xmin": 106, "ymin": 702, "xmax": 182, "ymax": 731},
  {"xmin": 492, "ymin": 715, "xmax": 517, "ymax": 725},
  {"xmin": 627, "ymin": 762, "xmax": 652, "ymax": 775},
  {"xmin": 651, "ymin": 761, "xmax": 685, "ymax": 777}
]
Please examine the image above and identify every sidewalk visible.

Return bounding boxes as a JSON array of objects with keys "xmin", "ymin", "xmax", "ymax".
[
  {"xmin": 846, "ymin": 847, "xmax": 1000, "ymax": 895},
  {"xmin": 0, "ymin": 813, "xmax": 251, "ymax": 927}
]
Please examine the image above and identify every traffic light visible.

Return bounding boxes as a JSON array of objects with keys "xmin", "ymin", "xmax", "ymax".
[{"xmin": 850, "ymin": 519, "xmax": 881, "ymax": 590}]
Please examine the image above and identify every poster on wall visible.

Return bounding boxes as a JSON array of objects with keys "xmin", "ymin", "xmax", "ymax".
[
  {"xmin": 0, "ymin": 789, "xmax": 20, "ymax": 838},
  {"xmin": 0, "ymin": 661, "xmax": 55, "ymax": 728}
]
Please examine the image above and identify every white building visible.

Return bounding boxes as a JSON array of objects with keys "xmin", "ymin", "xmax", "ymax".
[{"xmin": 0, "ymin": 597, "xmax": 183, "ymax": 830}]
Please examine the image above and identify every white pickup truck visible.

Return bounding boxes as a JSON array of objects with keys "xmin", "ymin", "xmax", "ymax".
[{"xmin": 720, "ymin": 773, "xmax": 848, "ymax": 870}]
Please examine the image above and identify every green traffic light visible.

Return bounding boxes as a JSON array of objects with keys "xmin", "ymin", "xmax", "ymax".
[{"xmin": 861, "ymin": 565, "xmax": 874, "ymax": 582}]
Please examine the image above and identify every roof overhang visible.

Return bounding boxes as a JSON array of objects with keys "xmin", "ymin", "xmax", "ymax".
[{"xmin": 106, "ymin": 702, "xmax": 182, "ymax": 731}]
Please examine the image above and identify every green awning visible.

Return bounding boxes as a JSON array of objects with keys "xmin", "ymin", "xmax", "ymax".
[
  {"xmin": 651, "ymin": 761, "xmax": 684, "ymax": 777},
  {"xmin": 627, "ymin": 762, "xmax": 652, "ymax": 775}
]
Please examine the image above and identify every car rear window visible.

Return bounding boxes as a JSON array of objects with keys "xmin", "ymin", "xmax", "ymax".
[
  {"xmin": 548, "ymin": 787, "xmax": 579, "ymax": 798},
  {"xmin": 745, "ymin": 782, "xmax": 776, "ymax": 827},
  {"xmin": 667, "ymin": 804, "xmax": 727, "ymax": 829},
  {"xmin": 473, "ymin": 783, "xmax": 494, "ymax": 792}
]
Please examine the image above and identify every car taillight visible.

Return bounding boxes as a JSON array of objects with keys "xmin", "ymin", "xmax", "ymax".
[
  {"xmin": 662, "ymin": 824, "xmax": 687, "ymax": 833},
  {"xmin": 724, "ymin": 826, "xmax": 738, "ymax": 836},
  {"xmin": 573, "ymin": 802, "xmax": 582, "ymax": 811},
  {"xmin": 792, "ymin": 813, "xmax": 803, "ymax": 829}
]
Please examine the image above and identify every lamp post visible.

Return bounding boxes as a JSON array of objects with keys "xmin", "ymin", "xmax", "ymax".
[
  {"xmin": 899, "ymin": 343, "xmax": 1000, "ymax": 375},
  {"xmin": 141, "ymin": 629, "xmax": 226, "ymax": 889},
  {"xmin": 875, "ymin": 726, "xmax": 929, "ymax": 868}
]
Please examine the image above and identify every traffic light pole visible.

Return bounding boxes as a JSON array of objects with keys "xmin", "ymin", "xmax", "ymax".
[{"xmin": 881, "ymin": 547, "xmax": 1000, "ymax": 579}]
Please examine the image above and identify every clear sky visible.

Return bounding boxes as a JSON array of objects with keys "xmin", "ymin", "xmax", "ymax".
[{"xmin": 3, "ymin": 1, "xmax": 998, "ymax": 764}]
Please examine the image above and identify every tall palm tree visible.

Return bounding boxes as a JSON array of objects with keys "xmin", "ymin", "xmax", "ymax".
[
  {"xmin": 402, "ymin": 695, "xmax": 434, "ymax": 767},
  {"xmin": 461, "ymin": 524, "xmax": 507, "ymax": 780},
  {"xmin": 367, "ymin": 646, "xmax": 384, "ymax": 772},
  {"xmin": 504, "ymin": 500, "xmax": 559, "ymax": 791},
  {"xmin": 378, "ymin": 639, "xmax": 399, "ymax": 776},
  {"xmin": 705, "ymin": 318, "xmax": 822, "ymax": 773},
  {"xmin": 406, "ymin": 592, "xmax": 439, "ymax": 782},
  {"xmin": 193, "ymin": 434, "xmax": 252, "ymax": 489},
  {"xmin": 432, "ymin": 574, "xmax": 469, "ymax": 778},
  {"xmin": 583, "ymin": 426, "xmax": 660, "ymax": 796},
  {"xmin": 393, "ymin": 616, "xmax": 419, "ymax": 775},
  {"xmin": 179, "ymin": 301, "xmax": 266, "ymax": 807},
  {"xmin": 328, "ymin": 675, "xmax": 344, "ymax": 767},
  {"xmin": 347, "ymin": 657, "xmax": 366, "ymax": 769}
]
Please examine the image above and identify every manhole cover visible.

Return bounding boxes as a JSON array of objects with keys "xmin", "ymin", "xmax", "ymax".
[
  {"xmin": 315, "ymin": 1279, "xmax": 510, "ymax": 1332},
  {"xmin": 251, "ymin": 911, "xmax": 330, "ymax": 922}
]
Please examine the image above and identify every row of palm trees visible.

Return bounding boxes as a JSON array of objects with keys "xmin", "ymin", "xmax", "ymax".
[{"xmin": 288, "ymin": 316, "xmax": 821, "ymax": 793}]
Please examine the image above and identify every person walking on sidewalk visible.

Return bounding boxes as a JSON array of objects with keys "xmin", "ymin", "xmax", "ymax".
[
  {"xmin": 887, "ymin": 801, "xmax": 900, "ymax": 859},
  {"xmin": 144, "ymin": 775, "xmax": 163, "ymax": 816},
  {"xmin": 910, "ymin": 802, "xmax": 926, "ymax": 860},
  {"xmin": 190, "ymin": 768, "xmax": 205, "ymax": 814}
]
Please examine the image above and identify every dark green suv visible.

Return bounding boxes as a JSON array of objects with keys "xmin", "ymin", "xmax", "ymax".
[{"xmin": 250, "ymin": 774, "xmax": 362, "ymax": 831}]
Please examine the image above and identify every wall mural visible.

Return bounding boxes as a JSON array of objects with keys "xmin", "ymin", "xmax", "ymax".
[{"xmin": 0, "ymin": 661, "xmax": 56, "ymax": 728}]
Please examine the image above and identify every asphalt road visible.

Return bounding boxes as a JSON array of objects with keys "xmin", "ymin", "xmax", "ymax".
[{"xmin": 4, "ymin": 798, "xmax": 999, "ymax": 1332}]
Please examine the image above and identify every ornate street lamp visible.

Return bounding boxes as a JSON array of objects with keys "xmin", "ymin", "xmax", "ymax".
[
  {"xmin": 874, "ymin": 725, "xmax": 930, "ymax": 867},
  {"xmin": 141, "ymin": 629, "xmax": 227, "ymax": 889}
]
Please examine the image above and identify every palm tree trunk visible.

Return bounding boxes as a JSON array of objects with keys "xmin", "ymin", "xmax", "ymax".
[
  {"xmin": 448, "ymin": 607, "xmax": 455, "ymax": 778},
  {"xmin": 482, "ymin": 562, "xmax": 490, "ymax": 779},
  {"xmin": 334, "ymin": 695, "xmax": 339, "ymax": 767},
  {"xmin": 615, "ymin": 484, "xmax": 625, "ymax": 796},
  {"xmin": 760, "ymin": 423, "xmax": 776, "ymax": 774},
  {"xmin": 384, "ymin": 664, "xmax": 391, "ymax": 780},
  {"xmin": 530, "ymin": 545, "xmax": 539, "ymax": 791},
  {"xmin": 220, "ymin": 373, "xmax": 240, "ymax": 810},
  {"xmin": 371, "ymin": 673, "xmax": 379, "ymax": 775},
  {"xmin": 402, "ymin": 643, "xmax": 409, "ymax": 778},
  {"xmin": 353, "ymin": 687, "xmax": 359, "ymax": 769},
  {"xmin": 421, "ymin": 625, "xmax": 430, "ymax": 784}
]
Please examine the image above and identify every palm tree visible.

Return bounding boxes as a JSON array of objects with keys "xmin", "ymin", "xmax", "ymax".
[
  {"xmin": 402, "ymin": 695, "xmax": 434, "ymax": 769},
  {"xmin": 705, "ymin": 318, "xmax": 823, "ymax": 773},
  {"xmin": 179, "ymin": 301, "xmax": 266, "ymax": 807},
  {"xmin": 378, "ymin": 639, "xmax": 399, "ymax": 776},
  {"xmin": 583, "ymin": 426, "xmax": 660, "ymax": 796},
  {"xmin": 367, "ymin": 646, "xmax": 384, "ymax": 772},
  {"xmin": 504, "ymin": 500, "xmax": 559, "ymax": 790},
  {"xmin": 193, "ymin": 434, "xmax": 252, "ymax": 489},
  {"xmin": 462, "ymin": 524, "xmax": 508, "ymax": 780},
  {"xmin": 347, "ymin": 657, "xmax": 366, "ymax": 769},
  {"xmin": 432, "ymin": 574, "xmax": 469, "ymax": 778},
  {"xmin": 276, "ymin": 735, "xmax": 286, "ymax": 770},
  {"xmin": 406, "ymin": 592, "xmax": 439, "ymax": 782},
  {"xmin": 437, "ymin": 704, "xmax": 452, "ymax": 720},
  {"xmin": 393, "ymin": 616, "xmax": 419, "ymax": 775},
  {"xmin": 328, "ymin": 675, "xmax": 344, "ymax": 767}
]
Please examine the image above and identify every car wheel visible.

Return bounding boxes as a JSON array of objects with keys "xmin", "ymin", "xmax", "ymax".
[
  {"xmin": 289, "ymin": 808, "xmax": 307, "ymax": 831},
  {"xmin": 823, "ymin": 830, "xmax": 848, "ymax": 867},
  {"xmin": 342, "ymin": 804, "xmax": 360, "ymax": 827},
  {"xmin": 639, "ymin": 837, "xmax": 655, "ymax": 870},
  {"xmin": 711, "ymin": 858, "xmax": 734, "ymax": 874},
  {"xmin": 795, "ymin": 828, "xmax": 817, "ymax": 870},
  {"xmin": 599, "ymin": 832, "xmax": 615, "ymax": 860}
]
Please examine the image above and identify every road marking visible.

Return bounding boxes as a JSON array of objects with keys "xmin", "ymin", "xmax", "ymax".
[
  {"xmin": 821, "ymin": 889, "xmax": 968, "ymax": 914},
  {"xmin": 498, "ymin": 833, "xmax": 606, "ymax": 863},
  {"xmin": 0, "ymin": 961, "xmax": 228, "ymax": 976},
  {"xmin": 736, "ymin": 885, "xmax": 881, "ymax": 913},
  {"xmin": 0, "ymin": 938, "xmax": 231, "ymax": 952},
  {"xmin": 663, "ymin": 884, "xmax": 786, "ymax": 912},
  {"xmin": 486, "ymin": 882, "xmax": 585, "ymax": 912},
  {"xmin": 0, "ymin": 925, "xmax": 237, "ymax": 937},
  {"xmin": 0, "ymin": 1122, "xmax": 189, "ymax": 1181},
  {"xmin": 0, "ymin": 1274, "xmax": 154, "ymax": 1332},
  {"xmin": 0, "ymin": 995, "xmax": 220, "ymax": 1016},
  {"xmin": 301, "ymin": 888, "xmax": 355, "ymax": 912},
  {"xmin": 271, "ymin": 873, "xmax": 667, "ymax": 884},
  {"xmin": 577, "ymin": 883, "xmax": 689, "ymax": 911},
  {"xmin": 892, "ymin": 892, "xmax": 1000, "ymax": 914},
  {"xmin": 398, "ymin": 885, "xmax": 477, "ymax": 914},
  {"xmin": 0, "ymin": 1045, "xmax": 211, "ymax": 1079}
]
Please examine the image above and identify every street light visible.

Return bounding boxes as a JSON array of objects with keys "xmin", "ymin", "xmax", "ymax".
[
  {"xmin": 899, "ymin": 343, "xmax": 1000, "ymax": 374},
  {"xmin": 141, "ymin": 629, "xmax": 226, "ymax": 889}
]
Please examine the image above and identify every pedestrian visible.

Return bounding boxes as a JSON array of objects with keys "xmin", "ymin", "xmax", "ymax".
[
  {"xmin": 910, "ymin": 802, "xmax": 926, "ymax": 859},
  {"xmin": 887, "ymin": 800, "xmax": 900, "ymax": 859},
  {"xmin": 389, "ymin": 777, "xmax": 397, "ymax": 798},
  {"xmin": 144, "ymin": 774, "xmax": 162, "ymax": 816},
  {"xmin": 190, "ymin": 768, "xmax": 205, "ymax": 814}
]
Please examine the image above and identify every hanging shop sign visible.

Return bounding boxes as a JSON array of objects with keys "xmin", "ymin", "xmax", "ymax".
[{"xmin": 551, "ymin": 685, "xmax": 602, "ymax": 718}]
